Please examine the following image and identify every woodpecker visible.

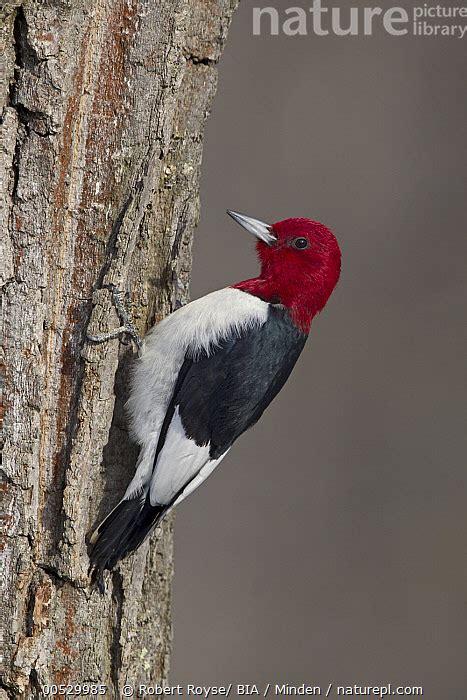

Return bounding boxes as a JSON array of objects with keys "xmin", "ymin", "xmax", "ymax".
[{"xmin": 89, "ymin": 211, "xmax": 341, "ymax": 578}]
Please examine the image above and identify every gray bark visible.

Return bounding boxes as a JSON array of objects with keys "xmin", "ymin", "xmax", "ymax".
[{"xmin": 0, "ymin": 0, "xmax": 237, "ymax": 695}]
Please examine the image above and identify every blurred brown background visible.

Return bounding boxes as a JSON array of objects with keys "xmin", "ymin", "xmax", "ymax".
[{"xmin": 170, "ymin": 2, "xmax": 467, "ymax": 696}]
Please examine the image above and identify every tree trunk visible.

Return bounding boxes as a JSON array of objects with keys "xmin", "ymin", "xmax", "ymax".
[{"xmin": 1, "ymin": 0, "xmax": 237, "ymax": 695}]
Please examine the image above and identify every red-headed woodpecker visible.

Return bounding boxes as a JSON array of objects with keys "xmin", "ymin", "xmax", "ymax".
[{"xmin": 90, "ymin": 211, "xmax": 341, "ymax": 577}]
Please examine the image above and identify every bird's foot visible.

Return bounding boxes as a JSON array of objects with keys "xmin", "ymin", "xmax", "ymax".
[{"xmin": 87, "ymin": 284, "xmax": 143, "ymax": 355}]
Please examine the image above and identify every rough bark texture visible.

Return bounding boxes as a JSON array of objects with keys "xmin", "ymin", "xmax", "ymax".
[{"xmin": 0, "ymin": 0, "xmax": 237, "ymax": 695}]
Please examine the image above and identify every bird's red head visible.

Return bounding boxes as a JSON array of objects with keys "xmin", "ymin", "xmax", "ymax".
[{"xmin": 229, "ymin": 212, "xmax": 341, "ymax": 333}]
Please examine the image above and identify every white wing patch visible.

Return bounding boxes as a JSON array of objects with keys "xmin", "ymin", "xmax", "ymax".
[
  {"xmin": 149, "ymin": 406, "xmax": 227, "ymax": 506},
  {"xmin": 170, "ymin": 451, "xmax": 228, "ymax": 510}
]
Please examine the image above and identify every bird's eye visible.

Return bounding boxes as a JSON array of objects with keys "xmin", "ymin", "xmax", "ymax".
[{"xmin": 292, "ymin": 237, "xmax": 309, "ymax": 250}]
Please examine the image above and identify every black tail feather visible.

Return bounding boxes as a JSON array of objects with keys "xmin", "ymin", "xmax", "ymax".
[{"xmin": 89, "ymin": 497, "xmax": 166, "ymax": 580}]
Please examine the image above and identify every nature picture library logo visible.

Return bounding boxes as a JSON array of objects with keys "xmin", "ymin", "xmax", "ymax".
[{"xmin": 253, "ymin": 2, "xmax": 467, "ymax": 39}]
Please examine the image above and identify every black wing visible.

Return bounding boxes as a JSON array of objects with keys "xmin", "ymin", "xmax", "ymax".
[{"xmin": 173, "ymin": 304, "xmax": 307, "ymax": 460}]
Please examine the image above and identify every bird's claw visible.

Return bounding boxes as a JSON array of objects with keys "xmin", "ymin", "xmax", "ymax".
[{"xmin": 87, "ymin": 284, "xmax": 143, "ymax": 355}]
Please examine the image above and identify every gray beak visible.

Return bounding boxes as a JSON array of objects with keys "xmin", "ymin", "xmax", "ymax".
[{"xmin": 227, "ymin": 210, "xmax": 276, "ymax": 246}]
